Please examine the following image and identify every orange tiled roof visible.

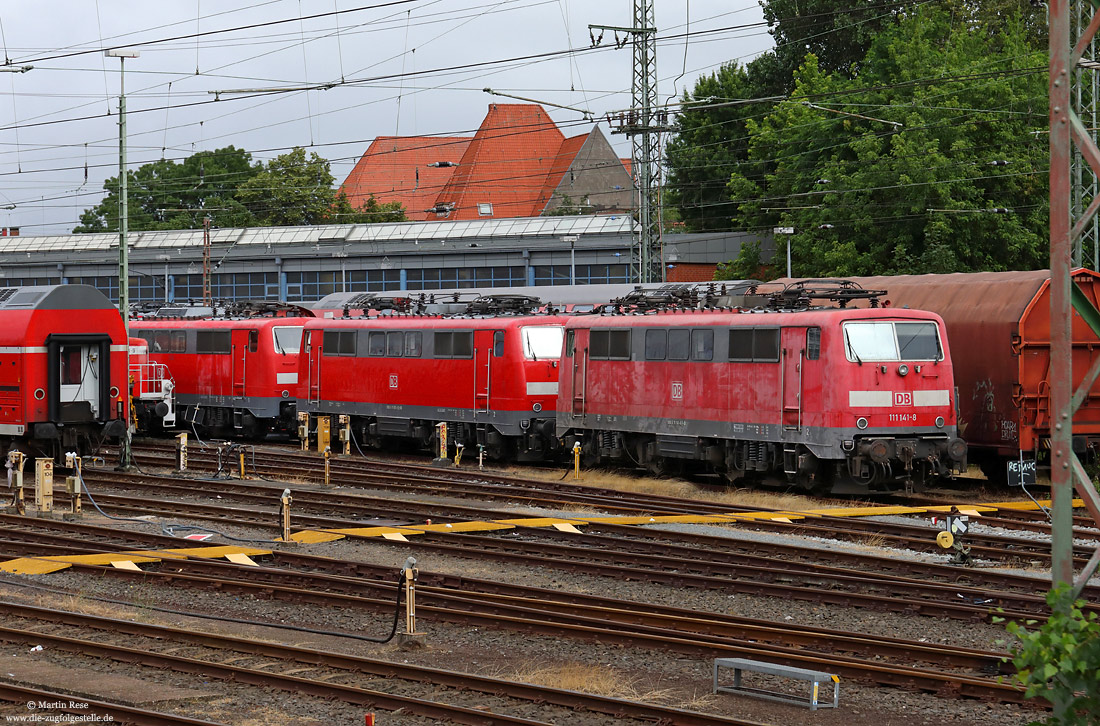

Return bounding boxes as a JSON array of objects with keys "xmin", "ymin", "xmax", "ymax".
[{"xmin": 340, "ymin": 136, "xmax": 472, "ymax": 221}]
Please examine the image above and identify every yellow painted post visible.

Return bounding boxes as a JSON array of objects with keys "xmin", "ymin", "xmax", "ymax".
[
  {"xmin": 175, "ymin": 432, "xmax": 188, "ymax": 471},
  {"xmin": 573, "ymin": 441, "xmax": 582, "ymax": 480},
  {"xmin": 454, "ymin": 442, "xmax": 464, "ymax": 467},
  {"xmin": 34, "ymin": 459, "xmax": 53, "ymax": 517},
  {"xmin": 297, "ymin": 412, "xmax": 310, "ymax": 451},
  {"xmin": 477, "ymin": 444, "xmax": 485, "ymax": 471},
  {"xmin": 280, "ymin": 488, "xmax": 292, "ymax": 542},
  {"xmin": 64, "ymin": 453, "xmax": 82, "ymax": 518},
  {"xmin": 316, "ymin": 416, "xmax": 331, "ymax": 454},
  {"xmin": 8, "ymin": 452, "xmax": 25, "ymax": 516},
  {"xmin": 338, "ymin": 414, "xmax": 351, "ymax": 455},
  {"xmin": 238, "ymin": 450, "xmax": 246, "ymax": 479},
  {"xmin": 405, "ymin": 565, "xmax": 418, "ymax": 635},
  {"xmin": 323, "ymin": 446, "xmax": 331, "ymax": 486}
]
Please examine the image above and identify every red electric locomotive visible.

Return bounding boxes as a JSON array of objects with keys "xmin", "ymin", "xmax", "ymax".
[
  {"xmin": 557, "ymin": 283, "xmax": 968, "ymax": 493},
  {"xmin": 297, "ymin": 295, "xmax": 567, "ymax": 461},
  {"xmin": 0, "ymin": 284, "xmax": 128, "ymax": 457},
  {"xmin": 130, "ymin": 302, "xmax": 313, "ymax": 437}
]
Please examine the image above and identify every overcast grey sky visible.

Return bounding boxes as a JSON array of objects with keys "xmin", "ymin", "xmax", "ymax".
[{"xmin": 0, "ymin": 0, "xmax": 772, "ymax": 235}]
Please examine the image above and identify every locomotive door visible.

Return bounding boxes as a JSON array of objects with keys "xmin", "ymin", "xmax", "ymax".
[
  {"xmin": 230, "ymin": 329, "xmax": 252, "ymax": 399},
  {"xmin": 306, "ymin": 329, "xmax": 322, "ymax": 405},
  {"xmin": 570, "ymin": 329, "xmax": 587, "ymax": 419},
  {"xmin": 473, "ymin": 330, "xmax": 500, "ymax": 414},
  {"xmin": 781, "ymin": 327, "xmax": 805, "ymax": 430}
]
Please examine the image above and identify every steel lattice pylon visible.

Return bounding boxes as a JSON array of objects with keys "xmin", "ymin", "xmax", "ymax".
[
  {"xmin": 1049, "ymin": 0, "xmax": 1100, "ymax": 646},
  {"xmin": 1072, "ymin": 3, "xmax": 1100, "ymax": 269},
  {"xmin": 592, "ymin": 0, "xmax": 669, "ymax": 284}
]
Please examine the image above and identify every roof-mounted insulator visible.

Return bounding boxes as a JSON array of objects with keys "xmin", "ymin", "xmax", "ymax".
[{"xmin": 752, "ymin": 279, "xmax": 888, "ymax": 310}]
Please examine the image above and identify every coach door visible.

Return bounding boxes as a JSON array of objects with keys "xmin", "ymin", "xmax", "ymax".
[
  {"xmin": 780, "ymin": 327, "xmax": 805, "ymax": 430},
  {"xmin": 305, "ymin": 329, "xmax": 322, "ymax": 404},
  {"xmin": 230, "ymin": 329, "xmax": 253, "ymax": 398},
  {"xmin": 473, "ymin": 330, "xmax": 499, "ymax": 414}
]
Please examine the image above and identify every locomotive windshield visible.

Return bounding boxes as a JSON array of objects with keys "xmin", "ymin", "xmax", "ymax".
[
  {"xmin": 843, "ymin": 321, "xmax": 942, "ymax": 362},
  {"xmin": 272, "ymin": 326, "xmax": 304, "ymax": 355},
  {"xmin": 521, "ymin": 325, "xmax": 564, "ymax": 360}
]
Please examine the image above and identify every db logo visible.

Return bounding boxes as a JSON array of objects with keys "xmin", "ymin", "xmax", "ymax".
[
  {"xmin": 389, "ymin": 374, "xmax": 398, "ymax": 389},
  {"xmin": 894, "ymin": 392, "xmax": 913, "ymax": 406},
  {"xmin": 671, "ymin": 381, "xmax": 683, "ymax": 401}
]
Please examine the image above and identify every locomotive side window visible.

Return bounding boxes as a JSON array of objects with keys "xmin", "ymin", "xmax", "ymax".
[
  {"xmin": 368, "ymin": 331, "xmax": 386, "ymax": 357},
  {"xmin": 668, "ymin": 329, "xmax": 690, "ymax": 361},
  {"xmin": 197, "ymin": 330, "xmax": 231, "ymax": 354},
  {"xmin": 691, "ymin": 329, "xmax": 713, "ymax": 361},
  {"xmin": 565, "ymin": 330, "xmax": 575, "ymax": 357},
  {"xmin": 608, "ymin": 330, "xmax": 631, "ymax": 360},
  {"xmin": 645, "ymin": 329, "xmax": 666, "ymax": 360},
  {"xmin": 387, "ymin": 332, "xmax": 404, "ymax": 357},
  {"xmin": 807, "ymin": 327, "xmax": 821, "ymax": 360},
  {"xmin": 247, "ymin": 330, "xmax": 259, "ymax": 353},
  {"xmin": 493, "ymin": 331, "xmax": 505, "ymax": 357},
  {"xmin": 590, "ymin": 330, "xmax": 609, "ymax": 358},
  {"xmin": 753, "ymin": 328, "xmax": 780, "ymax": 361},
  {"xmin": 60, "ymin": 346, "xmax": 82, "ymax": 385},
  {"xmin": 322, "ymin": 330, "xmax": 356, "ymax": 356},
  {"xmin": 728, "ymin": 327, "xmax": 779, "ymax": 362},
  {"xmin": 434, "ymin": 331, "xmax": 473, "ymax": 358},
  {"xmin": 150, "ymin": 330, "xmax": 186, "ymax": 353},
  {"xmin": 728, "ymin": 329, "xmax": 754, "ymax": 361},
  {"xmin": 405, "ymin": 332, "xmax": 422, "ymax": 357}
]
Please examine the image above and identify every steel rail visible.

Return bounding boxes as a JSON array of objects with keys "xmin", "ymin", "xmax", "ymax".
[{"xmin": 0, "ymin": 682, "xmax": 228, "ymax": 725}]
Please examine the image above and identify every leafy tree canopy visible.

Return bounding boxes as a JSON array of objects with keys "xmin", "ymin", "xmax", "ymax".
[
  {"xmin": 726, "ymin": 5, "xmax": 1047, "ymax": 276},
  {"xmin": 75, "ymin": 146, "xmax": 405, "ymax": 233}
]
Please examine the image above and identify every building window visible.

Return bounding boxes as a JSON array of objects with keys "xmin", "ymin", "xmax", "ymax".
[{"xmin": 477, "ymin": 203, "xmax": 493, "ymax": 216}]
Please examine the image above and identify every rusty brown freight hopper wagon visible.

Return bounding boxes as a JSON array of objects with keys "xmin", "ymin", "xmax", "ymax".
[{"xmin": 776, "ymin": 270, "xmax": 1100, "ymax": 480}]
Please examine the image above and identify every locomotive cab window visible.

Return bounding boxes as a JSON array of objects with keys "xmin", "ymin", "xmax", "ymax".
[
  {"xmin": 493, "ymin": 331, "xmax": 505, "ymax": 357},
  {"xmin": 521, "ymin": 325, "xmax": 564, "ymax": 360},
  {"xmin": 842, "ymin": 321, "xmax": 942, "ymax": 362},
  {"xmin": 322, "ymin": 330, "xmax": 356, "ymax": 357},
  {"xmin": 272, "ymin": 326, "xmax": 303, "ymax": 355},
  {"xmin": 247, "ymin": 330, "xmax": 259, "ymax": 353}
]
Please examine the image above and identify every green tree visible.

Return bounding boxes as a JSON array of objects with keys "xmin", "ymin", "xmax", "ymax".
[
  {"xmin": 664, "ymin": 56, "xmax": 784, "ymax": 232},
  {"xmin": 74, "ymin": 146, "xmax": 258, "ymax": 232},
  {"xmin": 714, "ymin": 240, "xmax": 771, "ymax": 281},
  {"xmin": 237, "ymin": 147, "xmax": 405, "ymax": 226},
  {"xmin": 726, "ymin": 6, "xmax": 1047, "ymax": 276},
  {"xmin": 1002, "ymin": 586, "xmax": 1100, "ymax": 725}
]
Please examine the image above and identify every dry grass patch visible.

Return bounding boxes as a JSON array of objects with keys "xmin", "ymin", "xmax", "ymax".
[{"xmin": 498, "ymin": 661, "xmax": 678, "ymax": 703}]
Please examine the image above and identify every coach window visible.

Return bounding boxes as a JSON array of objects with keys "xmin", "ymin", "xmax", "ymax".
[
  {"xmin": 493, "ymin": 331, "xmax": 505, "ymax": 357},
  {"xmin": 405, "ymin": 331, "xmax": 422, "ymax": 358},
  {"xmin": 387, "ymin": 332, "xmax": 404, "ymax": 357},
  {"xmin": 368, "ymin": 331, "xmax": 386, "ymax": 357},
  {"xmin": 197, "ymin": 330, "xmax": 231, "ymax": 354},
  {"xmin": 691, "ymin": 329, "xmax": 714, "ymax": 361},
  {"xmin": 645, "ymin": 329, "xmax": 667, "ymax": 360},
  {"xmin": 668, "ymin": 329, "xmax": 690, "ymax": 361},
  {"xmin": 807, "ymin": 327, "xmax": 821, "ymax": 360},
  {"xmin": 248, "ymin": 330, "xmax": 259, "ymax": 353}
]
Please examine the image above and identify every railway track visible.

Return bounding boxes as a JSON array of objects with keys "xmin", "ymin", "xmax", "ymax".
[
  {"xmin": 0, "ymin": 548, "xmax": 1028, "ymax": 704},
  {"xmin": 0, "ymin": 600, "xmax": 765, "ymax": 726}
]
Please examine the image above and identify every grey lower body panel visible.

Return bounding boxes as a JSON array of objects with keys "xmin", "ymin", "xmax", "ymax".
[
  {"xmin": 298, "ymin": 398, "xmax": 545, "ymax": 436},
  {"xmin": 176, "ymin": 394, "xmax": 285, "ymax": 419}
]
